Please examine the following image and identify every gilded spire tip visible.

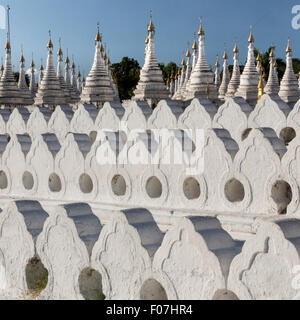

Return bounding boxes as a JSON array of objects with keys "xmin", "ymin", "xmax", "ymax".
[
  {"xmin": 198, "ymin": 16, "xmax": 205, "ymax": 36},
  {"xmin": 286, "ymin": 36, "xmax": 292, "ymax": 53},
  {"xmin": 248, "ymin": 25, "xmax": 254, "ymax": 43}
]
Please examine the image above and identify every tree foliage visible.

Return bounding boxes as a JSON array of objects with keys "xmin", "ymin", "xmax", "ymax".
[
  {"xmin": 159, "ymin": 62, "xmax": 178, "ymax": 82},
  {"xmin": 253, "ymin": 47, "xmax": 300, "ymax": 82},
  {"xmin": 110, "ymin": 57, "xmax": 140, "ymax": 101}
]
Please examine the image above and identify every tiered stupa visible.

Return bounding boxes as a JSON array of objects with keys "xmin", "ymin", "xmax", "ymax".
[
  {"xmin": 225, "ymin": 41, "xmax": 240, "ymax": 98},
  {"xmin": 187, "ymin": 18, "xmax": 218, "ymax": 101},
  {"xmin": 56, "ymin": 40, "xmax": 70, "ymax": 104},
  {"xmin": 234, "ymin": 26, "xmax": 260, "ymax": 106},
  {"xmin": 34, "ymin": 31, "xmax": 66, "ymax": 106},
  {"xmin": 264, "ymin": 46, "xmax": 279, "ymax": 95},
  {"xmin": 64, "ymin": 51, "xmax": 78, "ymax": 104},
  {"xmin": 181, "ymin": 47, "xmax": 192, "ymax": 99},
  {"xmin": 218, "ymin": 49, "xmax": 230, "ymax": 101},
  {"xmin": 278, "ymin": 37, "xmax": 300, "ymax": 106},
  {"xmin": 132, "ymin": 12, "xmax": 169, "ymax": 107},
  {"xmin": 214, "ymin": 55, "xmax": 220, "ymax": 89},
  {"xmin": 80, "ymin": 23, "xmax": 115, "ymax": 107},
  {"xmin": 18, "ymin": 49, "xmax": 34, "ymax": 105},
  {"xmin": 29, "ymin": 56, "xmax": 37, "ymax": 98},
  {"xmin": 0, "ymin": 36, "xmax": 23, "ymax": 107},
  {"xmin": 77, "ymin": 68, "xmax": 82, "ymax": 93},
  {"xmin": 39, "ymin": 59, "xmax": 44, "ymax": 85},
  {"xmin": 70, "ymin": 59, "xmax": 80, "ymax": 102}
]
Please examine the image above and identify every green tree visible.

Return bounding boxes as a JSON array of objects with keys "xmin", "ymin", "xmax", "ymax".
[
  {"xmin": 110, "ymin": 57, "xmax": 140, "ymax": 101},
  {"xmin": 159, "ymin": 62, "xmax": 178, "ymax": 82},
  {"xmin": 252, "ymin": 47, "xmax": 299, "ymax": 82}
]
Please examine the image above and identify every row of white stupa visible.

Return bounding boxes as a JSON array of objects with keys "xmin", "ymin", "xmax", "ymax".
[
  {"xmin": 0, "ymin": 24, "xmax": 119, "ymax": 108},
  {"xmin": 132, "ymin": 13, "xmax": 300, "ymax": 108},
  {"xmin": 0, "ymin": 13, "xmax": 298, "ymax": 109}
]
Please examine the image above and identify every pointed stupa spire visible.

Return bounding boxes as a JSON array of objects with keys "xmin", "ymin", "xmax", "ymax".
[
  {"xmin": 256, "ymin": 50, "xmax": 262, "ymax": 73},
  {"xmin": 257, "ymin": 73, "xmax": 264, "ymax": 102},
  {"xmin": 106, "ymin": 50, "xmax": 120, "ymax": 101},
  {"xmin": 234, "ymin": 26, "xmax": 259, "ymax": 106},
  {"xmin": 133, "ymin": 11, "xmax": 169, "ymax": 106},
  {"xmin": 278, "ymin": 37, "xmax": 300, "ymax": 106},
  {"xmin": 29, "ymin": 53, "xmax": 37, "ymax": 97},
  {"xmin": 70, "ymin": 56, "xmax": 80, "ymax": 100},
  {"xmin": 192, "ymin": 32, "xmax": 198, "ymax": 70},
  {"xmin": 226, "ymin": 39, "xmax": 241, "ymax": 98},
  {"xmin": 181, "ymin": 43, "xmax": 192, "ymax": 99},
  {"xmin": 34, "ymin": 30, "xmax": 66, "ymax": 106},
  {"xmin": 80, "ymin": 23, "xmax": 115, "ymax": 106},
  {"xmin": 0, "ymin": 7, "xmax": 23, "ymax": 107},
  {"xmin": 169, "ymin": 71, "xmax": 175, "ymax": 96},
  {"xmin": 64, "ymin": 48, "xmax": 77, "ymax": 103},
  {"xmin": 56, "ymin": 38, "xmax": 71, "ymax": 103},
  {"xmin": 185, "ymin": 34, "xmax": 198, "ymax": 97},
  {"xmin": 77, "ymin": 66, "xmax": 82, "ymax": 93},
  {"xmin": 218, "ymin": 45, "xmax": 230, "ymax": 101},
  {"xmin": 173, "ymin": 52, "xmax": 187, "ymax": 100},
  {"xmin": 39, "ymin": 58, "xmax": 44, "ymax": 84},
  {"xmin": 82, "ymin": 72, "xmax": 86, "ymax": 91},
  {"xmin": 264, "ymin": 44, "xmax": 279, "ymax": 95},
  {"xmin": 214, "ymin": 54, "xmax": 220, "ymax": 88},
  {"xmin": 18, "ymin": 46, "xmax": 33, "ymax": 105},
  {"xmin": 187, "ymin": 17, "xmax": 218, "ymax": 101}
]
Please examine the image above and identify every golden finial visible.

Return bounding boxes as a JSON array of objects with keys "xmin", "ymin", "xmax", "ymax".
[
  {"xmin": 269, "ymin": 44, "xmax": 275, "ymax": 57},
  {"xmin": 186, "ymin": 46, "xmax": 191, "ymax": 58},
  {"xmin": 148, "ymin": 10, "xmax": 155, "ymax": 32},
  {"xmin": 57, "ymin": 38, "xmax": 63, "ymax": 56},
  {"xmin": 248, "ymin": 25, "xmax": 254, "ymax": 43},
  {"xmin": 82, "ymin": 72, "xmax": 86, "ymax": 82},
  {"xmin": 20, "ymin": 45, "xmax": 25, "ymax": 63},
  {"xmin": 100, "ymin": 42, "xmax": 104, "ymax": 52},
  {"xmin": 181, "ymin": 55, "xmax": 186, "ymax": 66},
  {"xmin": 286, "ymin": 36, "xmax": 292, "ymax": 53},
  {"xmin": 103, "ymin": 51, "xmax": 107, "ymax": 60},
  {"xmin": 40, "ymin": 58, "xmax": 44, "ymax": 71},
  {"xmin": 256, "ymin": 50, "xmax": 261, "ymax": 62},
  {"xmin": 1, "ymin": 58, "xmax": 4, "ymax": 72},
  {"xmin": 223, "ymin": 43, "xmax": 228, "ymax": 59},
  {"xmin": 274, "ymin": 59, "xmax": 278, "ymax": 68},
  {"xmin": 30, "ymin": 54, "xmax": 35, "ymax": 68},
  {"xmin": 198, "ymin": 16, "xmax": 205, "ymax": 36},
  {"xmin": 47, "ymin": 30, "xmax": 53, "ymax": 49},
  {"xmin": 233, "ymin": 39, "xmax": 239, "ymax": 53},
  {"xmin": 257, "ymin": 73, "xmax": 264, "ymax": 102},
  {"xmin": 77, "ymin": 66, "xmax": 81, "ymax": 78},
  {"xmin": 95, "ymin": 22, "xmax": 102, "ymax": 42},
  {"xmin": 192, "ymin": 32, "xmax": 198, "ymax": 50},
  {"xmin": 215, "ymin": 54, "xmax": 219, "ymax": 68},
  {"xmin": 5, "ymin": 33, "xmax": 10, "ymax": 50},
  {"xmin": 71, "ymin": 55, "xmax": 75, "ymax": 69},
  {"xmin": 145, "ymin": 33, "xmax": 149, "ymax": 44},
  {"xmin": 65, "ymin": 49, "xmax": 70, "ymax": 64},
  {"xmin": 178, "ymin": 68, "xmax": 181, "ymax": 76}
]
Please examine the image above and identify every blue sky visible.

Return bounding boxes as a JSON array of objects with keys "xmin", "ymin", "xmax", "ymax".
[{"xmin": 0, "ymin": 0, "xmax": 299, "ymax": 74}]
